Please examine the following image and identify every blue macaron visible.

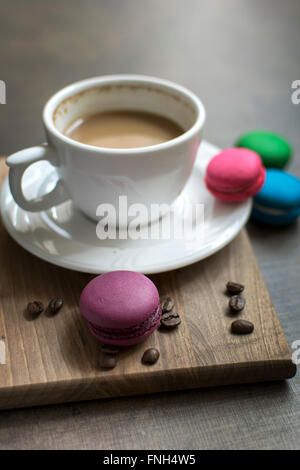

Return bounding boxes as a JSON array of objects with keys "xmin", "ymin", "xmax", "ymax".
[{"xmin": 252, "ymin": 169, "xmax": 300, "ymax": 226}]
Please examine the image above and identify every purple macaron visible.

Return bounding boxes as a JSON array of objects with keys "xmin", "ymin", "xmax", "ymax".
[{"xmin": 79, "ymin": 271, "xmax": 161, "ymax": 346}]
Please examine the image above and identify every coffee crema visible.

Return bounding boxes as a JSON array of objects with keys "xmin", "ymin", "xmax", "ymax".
[{"xmin": 64, "ymin": 110, "xmax": 183, "ymax": 149}]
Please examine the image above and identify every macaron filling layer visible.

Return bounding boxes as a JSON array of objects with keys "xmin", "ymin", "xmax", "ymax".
[
  {"xmin": 87, "ymin": 304, "xmax": 161, "ymax": 341},
  {"xmin": 253, "ymin": 203, "xmax": 286, "ymax": 215}
]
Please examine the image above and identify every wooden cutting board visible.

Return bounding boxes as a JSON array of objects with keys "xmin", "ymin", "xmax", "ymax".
[{"xmin": 0, "ymin": 160, "xmax": 296, "ymax": 410}]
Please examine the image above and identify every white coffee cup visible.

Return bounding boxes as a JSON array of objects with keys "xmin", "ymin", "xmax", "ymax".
[{"xmin": 7, "ymin": 75, "xmax": 206, "ymax": 224}]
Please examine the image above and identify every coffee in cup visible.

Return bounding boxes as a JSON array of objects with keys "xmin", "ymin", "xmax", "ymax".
[{"xmin": 64, "ymin": 110, "xmax": 184, "ymax": 149}]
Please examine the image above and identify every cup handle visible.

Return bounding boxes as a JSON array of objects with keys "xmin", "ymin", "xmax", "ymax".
[{"xmin": 6, "ymin": 144, "xmax": 70, "ymax": 212}]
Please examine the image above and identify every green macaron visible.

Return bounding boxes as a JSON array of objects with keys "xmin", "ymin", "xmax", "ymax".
[{"xmin": 235, "ymin": 130, "xmax": 292, "ymax": 169}]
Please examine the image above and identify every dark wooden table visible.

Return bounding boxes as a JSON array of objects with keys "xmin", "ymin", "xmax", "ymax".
[{"xmin": 0, "ymin": 0, "xmax": 299, "ymax": 450}]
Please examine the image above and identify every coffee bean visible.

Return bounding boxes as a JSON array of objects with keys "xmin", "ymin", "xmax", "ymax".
[
  {"xmin": 161, "ymin": 312, "xmax": 181, "ymax": 329},
  {"xmin": 231, "ymin": 319, "xmax": 254, "ymax": 335},
  {"xmin": 229, "ymin": 295, "xmax": 245, "ymax": 312},
  {"xmin": 161, "ymin": 297, "xmax": 174, "ymax": 313},
  {"xmin": 47, "ymin": 298, "xmax": 63, "ymax": 316},
  {"xmin": 26, "ymin": 301, "xmax": 44, "ymax": 317},
  {"xmin": 142, "ymin": 348, "xmax": 160, "ymax": 365},
  {"xmin": 101, "ymin": 344, "xmax": 119, "ymax": 355},
  {"xmin": 100, "ymin": 355, "xmax": 117, "ymax": 369},
  {"xmin": 226, "ymin": 281, "xmax": 244, "ymax": 295}
]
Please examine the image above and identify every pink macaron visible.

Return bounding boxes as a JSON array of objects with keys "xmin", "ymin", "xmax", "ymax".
[
  {"xmin": 79, "ymin": 271, "xmax": 161, "ymax": 346},
  {"xmin": 205, "ymin": 148, "xmax": 266, "ymax": 202}
]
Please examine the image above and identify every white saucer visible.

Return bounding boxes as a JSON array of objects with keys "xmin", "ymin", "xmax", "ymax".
[{"xmin": 1, "ymin": 141, "xmax": 251, "ymax": 274}]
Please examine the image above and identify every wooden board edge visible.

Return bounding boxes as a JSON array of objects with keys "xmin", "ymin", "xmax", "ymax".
[{"xmin": 0, "ymin": 358, "xmax": 296, "ymax": 410}]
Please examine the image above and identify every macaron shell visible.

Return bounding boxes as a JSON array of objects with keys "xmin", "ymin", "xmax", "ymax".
[
  {"xmin": 236, "ymin": 131, "xmax": 292, "ymax": 169},
  {"xmin": 254, "ymin": 169, "xmax": 300, "ymax": 210},
  {"xmin": 205, "ymin": 148, "xmax": 265, "ymax": 201},
  {"xmin": 80, "ymin": 271, "xmax": 160, "ymax": 328},
  {"xmin": 205, "ymin": 148, "xmax": 263, "ymax": 192}
]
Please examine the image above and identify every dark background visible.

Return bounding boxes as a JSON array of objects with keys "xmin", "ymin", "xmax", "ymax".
[
  {"xmin": 1, "ymin": 0, "xmax": 300, "ymax": 156},
  {"xmin": 0, "ymin": 0, "xmax": 300, "ymax": 450}
]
